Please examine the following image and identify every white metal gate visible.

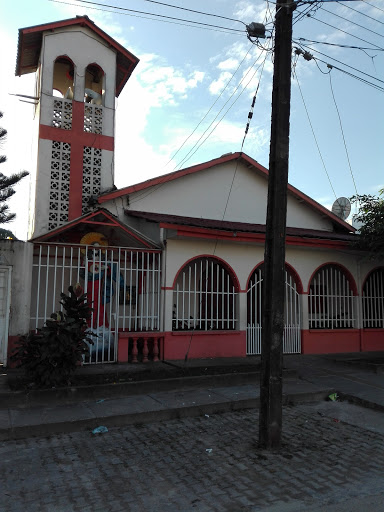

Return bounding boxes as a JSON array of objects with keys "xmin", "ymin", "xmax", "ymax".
[
  {"xmin": 0, "ymin": 267, "xmax": 11, "ymax": 365},
  {"xmin": 246, "ymin": 266, "xmax": 301, "ymax": 354},
  {"xmin": 31, "ymin": 243, "xmax": 161, "ymax": 363}
]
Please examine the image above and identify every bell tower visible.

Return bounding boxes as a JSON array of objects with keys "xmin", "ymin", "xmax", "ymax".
[{"xmin": 15, "ymin": 16, "xmax": 139, "ymax": 238}]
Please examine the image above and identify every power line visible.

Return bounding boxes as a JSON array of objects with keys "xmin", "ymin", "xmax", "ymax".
[
  {"xmin": 320, "ymin": 5, "xmax": 384, "ymax": 41},
  {"xmin": 175, "ymin": 49, "xmax": 271, "ymax": 171},
  {"xmin": 132, "ymin": 0, "xmax": 246, "ymax": 26},
  {"xmin": 362, "ymin": 0, "xmax": 384, "ymax": 15},
  {"xmin": 297, "ymin": 37, "xmax": 384, "ymax": 51},
  {"xmin": 295, "ymin": 45, "xmax": 384, "ymax": 92},
  {"xmin": 336, "ymin": 1, "xmax": 384, "ymax": 27},
  {"xmin": 50, "ymin": 0, "xmax": 244, "ymax": 34},
  {"xmin": 305, "ymin": 13, "xmax": 384, "ymax": 51},
  {"xmin": 295, "ymin": 41, "xmax": 384, "ymax": 87},
  {"xmin": 165, "ymin": 45, "xmax": 255, "ymax": 167},
  {"xmin": 71, "ymin": 0, "xmax": 245, "ymax": 33},
  {"xmin": 292, "ymin": 66, "xmax": 338, "ymax": 200},
  {"xmin": 328, "ymin": 71, "xmax": 358, "ymax": 196}
]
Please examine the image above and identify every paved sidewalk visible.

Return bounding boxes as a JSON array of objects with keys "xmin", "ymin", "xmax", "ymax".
[
  {"xmin": 1, "ymin": 353, "xmax": 384, "ymax": 440},
  {"xmin": 1, "ymin": 403, "xmax": 384, "ymax": 511}
]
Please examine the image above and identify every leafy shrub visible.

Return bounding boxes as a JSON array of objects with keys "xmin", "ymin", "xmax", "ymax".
[{"xmin": 11, "ymin": 284, "xmax": 93, "ymax": 387}]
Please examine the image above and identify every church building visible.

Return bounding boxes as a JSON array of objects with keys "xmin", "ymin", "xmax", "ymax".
[{"xmin": 1, "ymin": 15, "xmax": 383, "ymax": 366}]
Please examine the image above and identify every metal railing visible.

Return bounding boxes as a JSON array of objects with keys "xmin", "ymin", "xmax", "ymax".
[{"xmin": 31, "ymin": 243, "xmax": 161, "ymax": 363}]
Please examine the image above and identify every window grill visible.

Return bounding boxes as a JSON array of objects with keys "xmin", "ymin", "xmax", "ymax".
[
  {"xmin": 363, "ymin": 269, "xmax": 384, "ymax": 328},
  {"xmin": 308, "ymin": 264, "xmax": 355, "ymax": 329},
  {"xmin": 173, "ymin": 257, "xmax": 237, "ymax": 331}
]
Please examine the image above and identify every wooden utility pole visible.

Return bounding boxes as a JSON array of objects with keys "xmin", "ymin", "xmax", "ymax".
[{"xmin": 259, "ymin": 0, "xmax": 294, "ymax": 449}]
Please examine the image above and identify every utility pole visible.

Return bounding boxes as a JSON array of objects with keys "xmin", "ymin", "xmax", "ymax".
[{"xmin": 259, "ymin": 0, "xmax": 294, "ymax": 449}]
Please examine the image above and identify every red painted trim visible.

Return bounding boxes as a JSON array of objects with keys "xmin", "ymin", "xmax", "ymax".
[
  {"xmin": 245, "ymin": 261, "xmax": 304, "ymax": 294},
  {"xmin": 31, "ymin": 208, "xmax": 155, "ymax": 249},
  {"xmin": 68, "ymin": 101, "xmax": 85, "ymax": 220},
  {"xmin": 307, "ymin": 262, "xmax": 358, "ymax": 295},
  {"xmin": 39, "ymin": 124, "xmax": 114, "ymax": 150},
  {"xmin": 161, "ymin": 223, "xmax": 350, "ymax": 249},
  {"xmin": 99, "ymin": 152, "xmax": 354, "ymax": 233},
  {"xmin": 171, "ymin": 254, "xmax": 241, "ymax": 292}
]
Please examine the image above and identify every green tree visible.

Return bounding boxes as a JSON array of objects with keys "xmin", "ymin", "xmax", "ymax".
[
  {"xmin": 0, "ymin": 111, "xmax": 28, "ymax": 224},
  {"xmin": 350, "ymin": 191, "xmax": 384, "ymax": 258}
]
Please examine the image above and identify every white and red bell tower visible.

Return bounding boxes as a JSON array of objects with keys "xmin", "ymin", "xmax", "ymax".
[{"xmin": 15, "ymin": 16, "xmax": 139, "ymax": 238}]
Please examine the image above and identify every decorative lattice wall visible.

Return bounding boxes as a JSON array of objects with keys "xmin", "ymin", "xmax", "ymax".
[
  {"xmin": 84, "ymin": 104, "xmax": 103, "ymax": 134},
  {"xmin": 49, "ymin": 141, "xmax": 71, "ymax": 230},
  {"xmin": 82, "ymin": 146, "xmax": 102, "ymax": 214},
  {"xmin": 52, "ymin": 98, "xmax": 72, "ymax": 130}
]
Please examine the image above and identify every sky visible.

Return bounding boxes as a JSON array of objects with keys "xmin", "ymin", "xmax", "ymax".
[{"xmin": 0, "ymin": 0, "xmax": 383, "ymax": 240}]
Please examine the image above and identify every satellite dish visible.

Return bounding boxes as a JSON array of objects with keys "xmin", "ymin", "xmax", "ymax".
[
  {"xmin": 84, "ymin": 88, "xmax": 102, "ymax": 105},
  {"xmin": 332, "ymin": 197, "xmax": 351, "ymax": 220}
]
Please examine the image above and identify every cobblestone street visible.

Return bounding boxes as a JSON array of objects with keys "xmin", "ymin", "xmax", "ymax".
[{"xmin": 1, "ymin": 403, "xmax": 384, "ymax": 511}]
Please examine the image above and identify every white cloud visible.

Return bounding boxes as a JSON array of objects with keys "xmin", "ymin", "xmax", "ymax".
[
  {"xmin": 218, "ymin": 58, "xmax": 240, "ymax": 71},
  {"xmin": 209, "ymin": 72, "xmax": 233, "ymax": 95}
]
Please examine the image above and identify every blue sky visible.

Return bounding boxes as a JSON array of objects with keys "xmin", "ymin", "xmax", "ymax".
[{"xmin": 1, "ymin": 0, "xmax": 383, "ymax": 239}]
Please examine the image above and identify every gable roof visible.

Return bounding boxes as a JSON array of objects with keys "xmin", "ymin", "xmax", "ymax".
[
  {"xmin": 15, "ymin": 16, "xmax": 139, "ymax": 97},
  {"xmin": 99, "ymin": 152, "xmax": 355, "ymax": 234},
  {"xmin": 31, "ymin": 208, "xmax": 159, "ymax": 249}
]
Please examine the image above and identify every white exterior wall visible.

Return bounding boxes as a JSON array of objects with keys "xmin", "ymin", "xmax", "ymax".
[{"xmin": 126, "ymin": 161, "xmax": 334, "ymax": 231}]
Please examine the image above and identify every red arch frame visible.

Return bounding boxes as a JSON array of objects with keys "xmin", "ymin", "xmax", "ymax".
[
  {"xmin": 172, "ymin": 254, "xmax": 240, "ymax": 292},
  {"xmin": 246, "ymin": 261, "xmax": 303, "ymax": 294},
  {"xmin": 307, "ymin": 262, "xmax": 358, "ymax": 296}
]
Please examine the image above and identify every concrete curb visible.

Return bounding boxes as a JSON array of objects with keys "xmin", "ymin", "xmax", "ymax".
[
  {"xmin": 0, "ymin": 389, "xmax": 335, "ymax": 442},
  {"xmin": 0, "ymin": 369, "xmax": 297, "ymax": 408}
]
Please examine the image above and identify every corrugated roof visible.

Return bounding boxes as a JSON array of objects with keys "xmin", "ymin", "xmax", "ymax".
[{"xmin": 125, "ymin": 210, "xmax": 357, "ymax": 242}]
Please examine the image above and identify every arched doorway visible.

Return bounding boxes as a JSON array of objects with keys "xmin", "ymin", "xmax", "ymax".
[{"xmin": 246, "ymin": 264, "xmax": 302, "ymax": 354}]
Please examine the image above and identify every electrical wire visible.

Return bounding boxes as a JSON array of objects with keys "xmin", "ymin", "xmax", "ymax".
[
  {"xmin": 297, "ymin": 37, "xmax": 384, "ymax": 51},
  {"xmin": 175, "ymin": 48, "xmax": 271, "ymax": 171},
  {"xmin": 295, "ymin": 41, "xmax": 384, "ymax": 87},
  {"xmin": 305, "ymin": 14, "xmax": 384, "ymax": 51},
  {"xmin": 293, "ymin": 67, "xmax": 338, "ymax": 200},
  {"xmin": 70, "ymin": 0, "xmax": 245, "ymax": 33},
  {"xmin": 336, "ymin": 1, "xmax": 384, "ymax": 27},
  {"xmin": 320, "ymin": 5, "xmax": 384, "ymax": 41},
  {"xmin": 362, "ymin": 0, "xmax": 384, "ymax": 15},
  {"xmin": 165, "ymin": 45, "xmax": 255, "ymax": 168},
  {"xmin": 131, "ymin": 0, "xmax": 246, "ymax": 26},
  {"xmin": 328, "ymin": 71, "xmax": 359, "ymax": 196},
  {"xmin": 50, "ymin": 0, "xmax": 244, "ymax": 34}
]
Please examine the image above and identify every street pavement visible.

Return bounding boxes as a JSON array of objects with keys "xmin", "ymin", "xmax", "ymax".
[{"xmin": 0, "ymin": 353, "xmax": 384, "ymax": 510}]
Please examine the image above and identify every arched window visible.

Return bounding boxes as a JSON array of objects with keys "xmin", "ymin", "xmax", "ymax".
[
  {"xmin": 52, "ymin": 56, "xmax": 74, "ymax": 98},
  {"xmin": 173, "ymin": 257, "xmax": 238, "ymax": 331},
  {"xmin": 308, "ymin": 264, "xmax": 355, "ymax": 329},
  {"xmin": 362, "ymin": 268, "xmax": 384, "ymax": 328},
  {"xmin": 84, "ymin": 63, "xmax": 104, "ymax": 105}
]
